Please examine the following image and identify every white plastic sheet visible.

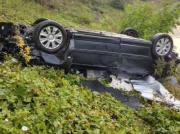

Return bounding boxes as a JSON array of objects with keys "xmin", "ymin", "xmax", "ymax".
[
  {"xmin": 132, "ymin": 76, "xmax": 180, "ymax": 109},
  {"xmin": 110, "ymin": 75, "xmax": 133, "ymax": 91},
  {"xmin": 110, "ymin": 75, "xmax": 180, "ymax": 109}
]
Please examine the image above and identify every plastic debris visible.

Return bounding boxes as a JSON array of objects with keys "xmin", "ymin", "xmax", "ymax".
[
  {"xmin": 22, "ymin": 126, "xmax": 28, "ymax": 131},
  {"xmin": 4, "ymin": 118, "xmax": 8, "ymax": 122},
  {"xmin": 131, "ymin": 75, "xmax": 180, "ymax": 109},
  {"xmin": 81, "ymin": 80, "xmax": 140, "ymax": 109},
  {"xmin": 110, "ymin": 75, "xmax": 133, "ymax": 91},
  {"xmin": 11, "ymin": 58, "xmax": 17, "ymax": 63}
]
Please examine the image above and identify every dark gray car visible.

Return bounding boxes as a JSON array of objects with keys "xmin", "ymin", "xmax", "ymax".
[{"xmin": 0, "ymin": 18, "xmax": 178, "ymax": 75}]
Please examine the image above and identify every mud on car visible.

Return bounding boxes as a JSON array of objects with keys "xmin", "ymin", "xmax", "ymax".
[{"xmin": 0, "ymin": 18, "xmax": 179, "ymax": 75}]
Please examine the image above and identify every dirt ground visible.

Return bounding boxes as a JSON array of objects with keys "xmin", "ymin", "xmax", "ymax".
[{"xmin": 169, "ymin": 26, "xmax": 180, "ymax": 54}]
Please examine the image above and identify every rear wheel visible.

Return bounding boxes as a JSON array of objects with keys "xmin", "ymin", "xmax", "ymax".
[
  {"xmin": 121, "ymin": 28, "xmax": 139, "ymax": 38},
  {"xmin": 33, "ymin": 21, "xmax": 67, "ymax": 53},
  {"xmin": 151, "ymin": 33, "xmax": 173, "ymax": 58}
]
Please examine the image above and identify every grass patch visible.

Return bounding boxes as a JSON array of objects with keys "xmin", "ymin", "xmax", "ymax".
[{"xmin": 0, "ymin": 0, "xmax": 122, "ymax": 32}]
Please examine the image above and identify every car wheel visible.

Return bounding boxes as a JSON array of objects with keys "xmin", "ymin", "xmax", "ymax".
[
  {"xmin": 151, "ymin": 33, "xmax": 173, "ymax": 58},
  {"xmin": 121, "ymin": 28, "xmax": 139, "ymax": 38},
  {"xmin": 33, "ymin": 21, "xmax": 67, "ymax": 53},
  {"xmin": 32, "ymin": 18, "xmax": 49, "ymax": 26}
]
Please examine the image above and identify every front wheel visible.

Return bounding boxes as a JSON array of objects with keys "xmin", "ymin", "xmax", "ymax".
[
  {"xmin": 33, "ymin": 21, "xmax": 67, "ymax": 53},
  {"xmin": 151, "ymin": 33, "xmax": 173, "ymax": 58}
]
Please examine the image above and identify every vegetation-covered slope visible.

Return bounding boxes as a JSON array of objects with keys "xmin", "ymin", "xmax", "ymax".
[
  {"xmin": 1, "ymin": 0, "xmax": 179, "ymax": 38},
  {"xmin": 0, "ymin": 0, "xmax": 123, "ymax": 31},
  {"xmin": 0, "ymin": 58, "xmax": 180, "ymax": 133},
  {"xmin": 0, "ymin": 0, "xmax": 180, "ymax": 133}
]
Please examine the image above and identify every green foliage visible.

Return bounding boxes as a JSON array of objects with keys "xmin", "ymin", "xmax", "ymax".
[
  {"xmin": 0, "ymin": 59, "xmax": 146, "ymax": 133},
  {"xmin": 154, "ymin": 58, "xmax": 176, "ymax": 77},
  {"xmin": 32, "ymin": 0, "xmax": 125, "ymax": 9},
  {"xmin": 0, "ymin": 59, "xmax": 180, "ymax": 133},
  {"xmin": 154, "ymin": 58, "xmax": 166, "ymax": 77},
  {"xmin": 154, "ymin": 60, "xmax": 180, "ymax": 100},
  {"xmin": 175, "ymin": 66, "xmax": 180, "ymax": 85},
  {"xmin": 137, "ymin": 103, "xmax": 180, "ymax": 134},
  {"xmin": 153, "ymin": 58, "xmax": 176, "ymax": 77},
  {"xmin": 120, "ymin": 1, "xmax": 180, "ymax": 39},
  {"xmin": 78, "ymin": 12, "xmax": 93, "ymax": 25},
  {"xmin": 78, "ymin": 0, "xmax": 109, "ymax": 6},
  {"xmin": 110, "ymin": 0, "xmax": 126, "ymax": 10},
  {"xmin": 171, "ymin": 65, "xmax": 180, "ymax": 99},
  {"xmin": 0, "ymin": 0, "xmax": 122, "ymax": 31}
]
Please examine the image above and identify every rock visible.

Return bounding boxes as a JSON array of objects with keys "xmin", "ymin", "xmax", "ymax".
[{"xmin": 166, "ymin": 76, "xmax": 179, "ymax": 87}]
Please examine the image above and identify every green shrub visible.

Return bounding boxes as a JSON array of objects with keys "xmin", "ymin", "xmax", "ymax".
[
  {"xmin": 0, "ymin": 57, "xmax": 179, "ymax": 134},
  {"xmin": 153, "ymin": 58, "xmax": 177, "ymax": 77},
  {"xmin": 0, "ymin": 59, "xmax": 148, "ymax": 133},
  {"xmin": 153, "ymin": 58, "xmax": 166, "ymax": 77},
  {"xmin": 120, "ymin": 1, "xmax": 180, "ymax": 39},
  {"xmin": 0, "ymin": 58, "xmax": 180, "ymax": 133},
  {"xmin": 137, "ymin": 103, "xmax": 180, "ymax": 134}
]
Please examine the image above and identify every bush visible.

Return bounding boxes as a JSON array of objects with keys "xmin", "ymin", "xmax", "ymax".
[
  {"xmin": 137, "ymin": 103, "xmax": 180, "ymax": 134},
  {"xmin": 120, "ymin": 1, "xmax": 180, "ymax": 39},
  {"xmin": 0, "ymin": 57, "xmax": 180, "ymax": 133},
  {"xmin": 0, "ymin": 59, "xmax": 149, "ymax": 133}
]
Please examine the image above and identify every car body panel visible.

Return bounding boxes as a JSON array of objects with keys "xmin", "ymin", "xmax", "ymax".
[
  {"xmin": 120, "ymin": 38, "xmax": 153, "ymax": 74},
  {"xmin": 65, "ymin": 29, "xmax": 154, "ymax": 74},
  {"xmin": 0, "ymin": 21, "xmax": 179, "ymax": 76}
]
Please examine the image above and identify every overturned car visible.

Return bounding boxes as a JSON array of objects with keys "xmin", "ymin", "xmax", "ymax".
[{"xmin": 0, "ymin": 18, "xmax": 179, "ymax": 75}]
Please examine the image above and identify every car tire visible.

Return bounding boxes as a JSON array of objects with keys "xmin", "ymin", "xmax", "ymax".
[
  {"xmin": 151, "ymin": 33, "xmax": 173, "ymax": 58},
  {"xmin": 33, "ymin": 21, "xmax": 67, "ymax": 53},
  {"xmin": 121, "ymin": 28, "xmax": 139, "ymax": 38},
  {"xmin": 32, "ymin": 18, "xmax": 49, "ymax": 26}
]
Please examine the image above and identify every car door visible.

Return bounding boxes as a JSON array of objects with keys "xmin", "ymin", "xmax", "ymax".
[
  {"xmin": 119, "ymin": 37, "xmax": 154, "ymax": 74},
  {"xmin": 70, "ymin": 32, "xmax": 121, "ymax": 69}
]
